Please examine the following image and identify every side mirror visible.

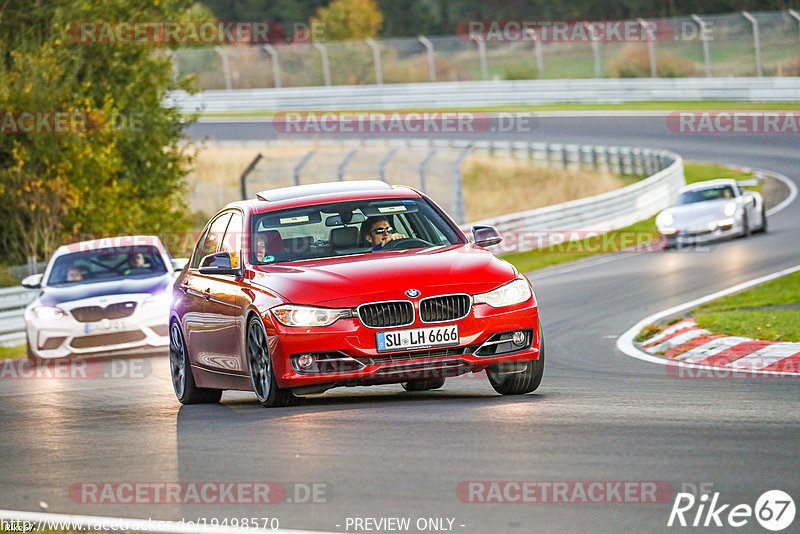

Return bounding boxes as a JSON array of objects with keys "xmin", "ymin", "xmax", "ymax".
[
  {"xmin": 171, "ymin": 258, "xmax": 189, "ymax": 272},
  {"xmin": 21, "ymin": 273, "xmax": 43, "ymax": 289},
  {"xmin": 199, "ymin": 252, "xmax": 241, "ymax": 276},
  {"xmin": 472, "ymin": 225, "xmax": 503, "ymax": 247}
]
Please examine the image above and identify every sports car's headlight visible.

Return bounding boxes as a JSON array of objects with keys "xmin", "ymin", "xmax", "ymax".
[
  {"xmin": 656, "ymin": 211, "xmax": 674, "ymax": 226},
  {"xmin": 33, "ymin": 306, "xmax": 66, "ymax": 321},
  {"xmin": 723, "ymin": 201, "xmax": 736, "ymax": 217},
  {"xmin": 143, "ymin": 291, "xmax": 171, "ymax": 309},
  {"xmin": 271, "ymin": 305, "xmax": 352, "ymax": 327},
  {"xmin": 473, "ymin": 279, "xmax": 533, "ymax": 308}
]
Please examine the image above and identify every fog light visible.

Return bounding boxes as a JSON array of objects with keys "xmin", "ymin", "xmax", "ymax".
[
  {"xmin": 297, "ymin": 354, "xmax": 315, "ymax": 369},
  {"xmin": 512, "ymin": 331, "xmax": 526, "ymax": 346}
]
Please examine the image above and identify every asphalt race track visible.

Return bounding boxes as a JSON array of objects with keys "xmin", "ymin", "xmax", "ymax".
[{"xmin": 1, "ymin": 115, "xmax": 798, "ymax": 533}]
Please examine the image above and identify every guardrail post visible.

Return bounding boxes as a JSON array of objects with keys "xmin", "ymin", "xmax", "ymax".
[
  {"xmin": 607, "ymin": 147, "xmax": 620, "ymax": 174},
  {"xmin": 240, "ymin": 153, "xmax": 264, "ymax": 199},
  {"xmin": 365, "ymin": 38, "xmax": 383, "ymax": 84},
  {"xmin": 337, "ymin": 150, "xmax": 358, "ymax": 181},
  {"xmin": 742, "ymin": 11, "xmax": 763, "ymax": 77},
  {"xmin": 263, "ymin": 44, "xmax": 282, "ymax": 88},
  {"xmin": 313, "ymin": 42, "xmax": 332, "ymax": 86},
  {"xmin": 214, "ymin": 46, "xmax": 233, "ymax": 90},
  {"xmin": 690, "ymin": 15, "xmax": 712, "ymax": 77},
  {"xmin": 418, "ymin": 36, "xmax": 437, "ymax": 82},
  {"xmin": 418, "ymin": 148, "xmax": 437, "ymax": 193},
  {"xmin": 294, "ymin": 150, "xmax": 316, "ymax": 185},
  {"xmin": 471, "ymin": 34, "xmax": 489, "ymax": 81},
  {"xmin": 638, "ymin": 19, "xmax": 658, "ymax": 77},
  {"xmin": 452, "ymin": 146, "xmax": 473, "ymax": 225},
  {"xmin": 789, "ymin": 9, "xmax": 800, "ymax": 42},
  {"xmin": 584, "ymin": 22, "xmax": 602, "ymax": 78},
  {"xmin": 379, "ymin": 148, "xmax": 399, "ymax": 182}
]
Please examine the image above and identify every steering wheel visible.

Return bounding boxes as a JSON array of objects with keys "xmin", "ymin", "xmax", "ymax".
[{"xmin": 380, "ymin": 237, "xmax": 433, "ymax": 251}]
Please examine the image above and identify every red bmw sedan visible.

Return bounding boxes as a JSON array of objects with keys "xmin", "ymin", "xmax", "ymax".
[{"xmin": 170, "ymin": 181, "xmax": 543, "ymax": 407}]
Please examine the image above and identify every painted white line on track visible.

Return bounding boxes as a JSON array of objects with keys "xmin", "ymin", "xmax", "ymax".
[
  {"xmin": 0, "ymin": 509, "xmax": 335, "ymax": 534},
  {"xmin": 616, "ymin": 263, "xmax": 800, "ymax": 376}
]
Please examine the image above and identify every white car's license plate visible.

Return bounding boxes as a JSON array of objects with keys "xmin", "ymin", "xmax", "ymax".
[
  {"xmin": 86, "ymin": 319, "xmax": 126, "ymax": 334},
  {"xmin": 376, "ymin": 325, "xmax": 459, "ymax": 352}
]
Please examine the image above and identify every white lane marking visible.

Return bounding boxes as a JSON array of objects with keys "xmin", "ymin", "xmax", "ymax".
[
  {"xmin": 730, "ymin": 343, "xmax": 800, "ymax": 370},
  {"xmin": 646, "ymin": 328, "xmax": 710, "ymax": 354},
  {"xmin": 677, "ymin": 337, "xmax": 752, "ymax": 364},
  {"xmin": 641, "ymin": 318, "xmax": 696, "ymax": 346},
  {"xmin": 0, "ymin": 509, "xmax": 333, "ymax": 534},
  {"xmin": 616, "ymin": 263, "xmax": 800, "ymax": 376}
]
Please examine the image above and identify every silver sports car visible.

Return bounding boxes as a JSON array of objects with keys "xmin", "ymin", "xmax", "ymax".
[{"xmin": 656, "ymin": 179, "xmax": 767, "ymax": 247}]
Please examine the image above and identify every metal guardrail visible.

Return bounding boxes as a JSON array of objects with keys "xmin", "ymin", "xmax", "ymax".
[
  {"xmin": 168, "ymin": 77, "xmax": 800, "ymax": 114},
  {"xmin": 0, "ymin": 286, "xmax": 35, "ymax": 348},
  {"xmin": 464, "ymin": 145, "xmax": 684, "ymax": 249}
]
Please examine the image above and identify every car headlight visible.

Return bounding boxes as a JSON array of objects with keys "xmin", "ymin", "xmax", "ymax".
[
  {"xmin": 723, "ymin": 201, "xmax": 736, "ymax": 217},
  {"xmin": 143, "ymin": 291, "xmax": 171, "ymax": 309},
  {"xmin": 473, "ymin": 279, "xmax": 533, "ymax": 308},
  {"xmin": 656, "ymin": 211, "xmax": 674, "ymax": 226},
  {"xmin": 33, "ymin": 306, "xmax": 66, "ymax": 321},
  {"xmin": 272, "ymin": 305, "xmax": 352, "ymax": 327}
]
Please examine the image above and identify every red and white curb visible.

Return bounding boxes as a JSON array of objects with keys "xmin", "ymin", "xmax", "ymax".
[
  {"xmin": 640, "ymin": 319, "xmax": 800, "ymax": 373},
  {"xmin": 617, "ymin": 263, "xmax": 800, "ymax": 377}
]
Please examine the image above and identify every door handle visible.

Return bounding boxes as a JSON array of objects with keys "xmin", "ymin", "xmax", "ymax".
[
  {"xmin": 179, "ymin": 283, "xmax": 189, "ymax": 293},
  {"xmin": 203, "ymin": 288, "xmax": 211, "ymax": 300}
]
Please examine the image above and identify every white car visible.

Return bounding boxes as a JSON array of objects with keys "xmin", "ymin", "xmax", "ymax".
[
  {"xmin": 656, "ymin": 179, "xmax": 767, "ymax": 248},
  {"xmin": 21, "ymin": 236, "xmax": 186, "ymax": 362}
]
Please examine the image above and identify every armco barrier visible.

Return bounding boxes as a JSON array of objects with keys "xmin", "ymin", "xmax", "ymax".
[
  {"xmin": 0, "ymin": 286, "xmax": 35, "ymax": 347},
  {"xmin": 167, "ymin": 77, "xmax": 800, "ymax": 114}
]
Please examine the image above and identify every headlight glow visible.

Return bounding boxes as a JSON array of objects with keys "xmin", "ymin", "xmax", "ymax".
[
  {"xmin": 474, "ymin": 279, "xmax": 533, "ymax": 308},
  {"xmin": 272, "ymin": 305, "xmax": 351, "ymax": 327},
  {"xmin": 33, "ymin": 306, "xmax": 66, "ymax": 321},
  {"xmin": 656, "ymin": 211, "xmax": 674, "ymax": 226},
  {"xmin": 143, "ymin": 291, "xmax": 171, "ymax": 309},
  {"xmin": 723, "ymin": 201, "xmax": 736, "ymax": 217}
]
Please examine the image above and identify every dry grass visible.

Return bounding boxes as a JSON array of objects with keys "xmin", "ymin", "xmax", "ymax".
[
  {"xmin": 462, "ymin": 155, "xmax": 625, "ymax": 221},
  {"xmin": 188, "ymin": 144, "xmax": 629, "ymax": 222}
]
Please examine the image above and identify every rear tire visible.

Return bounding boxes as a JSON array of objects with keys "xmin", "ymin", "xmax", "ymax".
[
  {"xmin": 741, "ymin": 213, "xmax": 751, "ymax": 238},
  {"xmin": 487, "ymin": 324, "xmax": 545, "ymax": 395},
  {"xmin": 170, "ymin": 321, "xmax": 222, "ymax": 404},
  {"xmin": 247, "ymin": 316, "xmax": 300, "ymax": 407},
  {"xmin": 758, "ymin": 205, "xmax": 768, "ymax": 233},
  {"xmin": 402, "ymin": 378, "xmax": 446, "ymax": 391}
]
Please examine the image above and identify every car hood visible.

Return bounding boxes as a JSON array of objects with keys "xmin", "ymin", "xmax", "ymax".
[
  {"xmin": 663, "ymin": 199, "xmax": 732, "ymax": 224},
  {"xmin": 250, "ymin": 244, "xmax": 517, "ymax": 305},
  {"xmin": 38, "ymin": 274, "xmax": 173, "ymax": 307}
]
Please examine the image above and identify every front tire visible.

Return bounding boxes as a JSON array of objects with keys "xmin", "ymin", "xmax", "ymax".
[
  {"xmin": 487, "ymin": 325, "xmax": 545, "ymax": 395},
  {"xmin": 741, "ymin": 212, "xmax": 751, "ymax": 238},
  {"xmin": 758, "ymin": 205, "xmax": 768, "ymax": 233},
  {"xmin": 170, "ymin": 321, "xmax": 222, "ymax": 404},
  {"xmin": 247, "ymin": 316, "xmax": 300, "ymax": 407},
  {"xmin": 402, "ymin": 379, "xmax": 446, "ymax": 391}
]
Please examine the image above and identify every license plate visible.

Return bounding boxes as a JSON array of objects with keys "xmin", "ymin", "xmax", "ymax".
[
  {"xmin": 86, "ymin": 319, "xmax": 126, "ymax": 334},
  {"xmin": 376, "ymin": 325, "xmax": 459, "ymax": 352}
]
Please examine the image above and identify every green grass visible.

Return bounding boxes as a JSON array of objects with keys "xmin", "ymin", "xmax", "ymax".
[
  {"xmin": 500, "ymin": 161, "xmax": 755, "ymax": 273},
  {"xmin": 0, "ymin": 344, "xmax": 25, "ymax": 360},
  {"xmin": 693, "ymin": 271, "xmax": 800, "ymax": 313},
  {"xmin": 694, "ymin": 310, "xmax": 800, "ymax": 342},
  {"xmin": 198, "ymin": 101, "xmax": 800, "ymax": 117}
]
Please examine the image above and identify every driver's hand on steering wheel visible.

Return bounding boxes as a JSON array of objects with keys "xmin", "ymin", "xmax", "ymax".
[{"xmin": 380, "ymin": 231, "xmax": 407, "ymax": 246}]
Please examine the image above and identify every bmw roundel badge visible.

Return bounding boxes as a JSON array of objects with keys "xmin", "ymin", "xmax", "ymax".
[{"xmin": 405, "ymin": 289, "xmax": 421, "ymax": 298}]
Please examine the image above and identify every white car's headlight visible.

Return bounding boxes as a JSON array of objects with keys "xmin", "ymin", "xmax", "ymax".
[
  {"xmin": 143, "ymin": 291, "xmax": 171, "ymax": 309},
  {"xmin": 272, "ymin": 305, "xmax": 352, "ymax": 327},
  {"xmin": 34, "ymin": 306, "xmax": 66, "ymax": 321},
  {"xmin": 723, "ymin": 201, "xmax": 737, "ymax": 217},
  {"xmin": 656, "ymin": 211, "xmax": 674, "ymax": 226},
  {"xmin": 474, "ymin": 279, "xmax": 533, "ymax": 308}
]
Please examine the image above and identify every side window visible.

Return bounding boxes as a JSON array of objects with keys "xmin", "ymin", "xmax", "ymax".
[
  {"xmin": 220, "ymin": 212, "xmax": 243, "ymax": 255},
  {"xmin": 190, "ymin": 213, "xmax": 231, "ymax": 269}
]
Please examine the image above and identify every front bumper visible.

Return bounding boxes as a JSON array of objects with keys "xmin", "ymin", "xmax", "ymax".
[
  {"xmin": 659, "ymin": 218, "xmax": 743, "ymax": 246},
  {"xmin": 26, "ymin": 303, "xmax": 169, "ymax": 360},
  {"xmin": 267, "ymin": 301, "xmax": 540, "ymax": 389}
]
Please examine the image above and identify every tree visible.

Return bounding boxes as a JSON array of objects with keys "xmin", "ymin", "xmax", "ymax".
[
  {"xmin": 0, "ymin": 0, "xmax": 208, "ymax": 264},
  {"xmin": 311, "ymin": 0, "xmax": 383, "ymax": 41}
]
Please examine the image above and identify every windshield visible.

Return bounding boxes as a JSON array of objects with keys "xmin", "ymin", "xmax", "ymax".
[
  {"xmin": 676, "ymin": 186, "xmax": 735, "ymax": 205},
  {"xmin": 47, "ymin": 245, "xmax": 167, "ymax": 286},
  {"xmin": 250, "ymin": 197, "xmax": 465, "ymax": 265}
]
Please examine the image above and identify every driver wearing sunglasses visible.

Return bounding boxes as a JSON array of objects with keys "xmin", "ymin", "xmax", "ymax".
[{"xmin": 363, "ymin": 216, "xmax": 407, "ymax": 251}]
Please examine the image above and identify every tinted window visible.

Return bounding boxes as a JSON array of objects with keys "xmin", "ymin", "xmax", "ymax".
[
  {"xmin": 676, "ymin": 186, "xmax": 735, "ymax": 205},
  {"xmin": 191, "ymin": 213, "xmax": 232, "ymax": 269},
  {"xmin": 48, "ymin": 246, "xmax": 167, "ymax": 286},
  {"xmin": 250, "ymin": 198, "xmax": 465, "ymax": 264}
]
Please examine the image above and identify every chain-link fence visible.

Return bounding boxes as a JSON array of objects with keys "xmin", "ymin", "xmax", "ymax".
[{"xmin": 173, "ymin": 10, "xmax": 800, "ymax": 90}]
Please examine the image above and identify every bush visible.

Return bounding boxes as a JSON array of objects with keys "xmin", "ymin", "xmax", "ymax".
[{"xmin": 607, "ymin": 45, "xmax": 696, "ymax": 78}]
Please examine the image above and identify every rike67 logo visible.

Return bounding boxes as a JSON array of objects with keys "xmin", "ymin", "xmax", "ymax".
[{"xmin": 668, "ymin": 490, "xmax": 795, "ymax": 531}]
